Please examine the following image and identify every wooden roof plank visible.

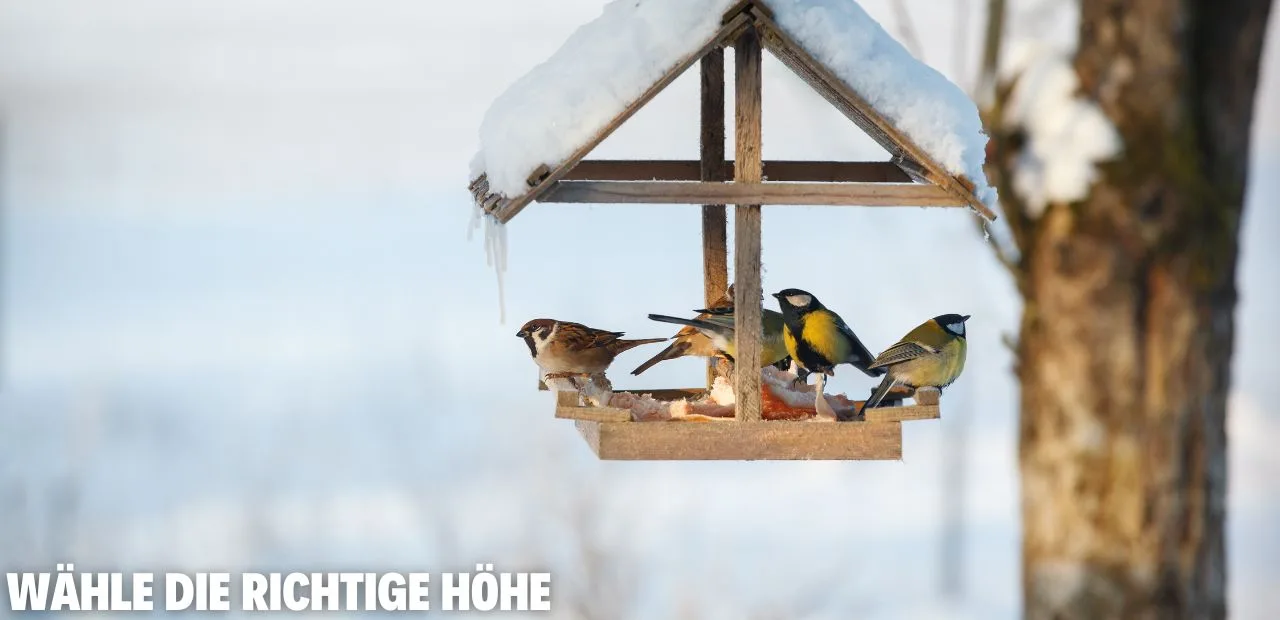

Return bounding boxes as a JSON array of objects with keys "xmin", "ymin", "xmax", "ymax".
[
  {"xmin": 484, "ymin": 12, "xmax": 753, "ymax": 223},
  {"xmin": 540, "ymin": 180, "xmax": 969, "ymax": 207},
  {"xmin": 563, "ymin": 160, "xmax": 912, "ymax": 183}
]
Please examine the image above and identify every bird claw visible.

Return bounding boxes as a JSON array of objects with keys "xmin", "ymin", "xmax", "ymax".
[{"xmin": 790, "ymin": 368, "xmax": 811, "ymax": 390}]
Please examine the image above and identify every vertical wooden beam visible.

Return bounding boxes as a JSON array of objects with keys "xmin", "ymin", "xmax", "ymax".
[
  {"xmin": 733, "ymin": 27, "xmax": 763, "ymax": 423},
  {"xmin": 700, "ymin": 49, "xmax": 730, "ymax": 389}
]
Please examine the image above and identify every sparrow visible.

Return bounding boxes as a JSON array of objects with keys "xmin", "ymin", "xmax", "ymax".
[
  {"xmin": 517, "ymin": 318, "xmax": 664, "ymax": 377},
  {"xmin": 645, "ymin": 305, "xmax": 791, "ymax": 370},
  {"xmin": 860, "ymin": 314, "xmax": 970, "ymax": 414},
  {"xmin": 772, "ymin": 288, "xmax": 884, "ymax": 386},
  {"xmin": 631, "ymin": 285, "xmax": 735, "ymax": 375}
]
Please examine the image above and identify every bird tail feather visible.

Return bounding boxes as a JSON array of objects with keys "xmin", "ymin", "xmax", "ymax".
[
  {"xmin": 631, "ymin": 341, "xmax": 688, "ymax": 376},
  {"xmin": 646, "ymin": 314, "xmax": 733, "ymax": 338},
  {"xmin": 614, "ymin": 337, "xmax": 667, "ymax": 354},
  {"xmin": 858, "ymin": 375, "xmax": 899, "ymax": 417}
]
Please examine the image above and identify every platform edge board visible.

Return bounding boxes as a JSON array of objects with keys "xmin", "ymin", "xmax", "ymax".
[
  {"xmin": 575, "ymin": 420, "xmax": 604, "ymax": 457},
  {"xmin": 574, "ymin": 419, "xmax": 903, "ymax": 461},
  {"xmin": 556, "ymin": 406, "xmax": 634, "ymax": 423},
  {"xmin": 863, "ymin": 404, "xmax": 941, "ymax": 423}
]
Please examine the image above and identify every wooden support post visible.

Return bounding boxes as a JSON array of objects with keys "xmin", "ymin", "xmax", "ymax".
[
  {"xmin": 700, "ymin": 48, "xmax": 730, "ymax": 389},
  {"xmin": 733, "ymin": 26, "xmax": 763, "ymax": 423}
]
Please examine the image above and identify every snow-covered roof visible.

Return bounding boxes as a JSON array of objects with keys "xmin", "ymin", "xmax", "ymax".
[{"xmin": 469, "ymin": 0, "xmax": 997, "ymax": 220}]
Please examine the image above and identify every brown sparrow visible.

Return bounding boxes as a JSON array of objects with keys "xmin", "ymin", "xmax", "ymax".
[
  {"xmin": 631, "ymin": 285, "xmax": 735, "ymax": 376},
  {"xmin": 517, "ymin": 319, "xmax": 664, "ymax": 378}
]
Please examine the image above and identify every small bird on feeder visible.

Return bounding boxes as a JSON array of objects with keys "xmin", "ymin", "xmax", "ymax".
[
  {"xmin": 773, "ymin": 288, "xmax": 883, "ymax": 420},
  {"xmin": 516, "ymin": 318, "xmax": 664, "ymax": 388},
  {"xmin": 858, "ymin": 314, "xmax": 970, "ymax": 417},
  {"xmin": 772, "ymin": 288, "xmax": 883, "ymax": 384},
  {"xmin": 644, "ymin": 306, "xmax": 791, "ymax": 371},
  {"xmin": 631, "ymin": 285, "xmax": 737, "ymax": 376}
]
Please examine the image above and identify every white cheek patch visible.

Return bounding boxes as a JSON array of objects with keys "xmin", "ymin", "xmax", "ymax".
[
  {"xmin": 786, "ymin": 294, "xmax": 812, "ymax": 307},
  {"xmin": 948, "ymin": 322, "xmax": 965, "ymax": 335},
  {"xmin": 532, "ymin": 327, "xmax": 555, "ymax": 353}
]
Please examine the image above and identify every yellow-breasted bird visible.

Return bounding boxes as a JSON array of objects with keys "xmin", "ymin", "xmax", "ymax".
[
  {"xmin": 772, "ymin": 288, "xmax": 883, "ymax": 385},
  {"xmin": 860, "ymin": 313, "xmax": 969, "ymax": 414},
  {"xmin": 645, "ymin": 306, "xmax": 791, "ymax": 370},
  {"xmin": 631, "ymin": 285, "xmax": 736, "ymax": 375}
]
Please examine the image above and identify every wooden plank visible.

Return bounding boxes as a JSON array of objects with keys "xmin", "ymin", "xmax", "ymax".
[
  {"xmin": 574, "ymin": 419, "xmax": 903, "ymax": 460},
  {"xmin": 720, "ymin": 0, "xmax": 757, "ymax": 23},
  {"xmin": 864, "ymin": 405, "xmax": 941, "ymax": 423},
  {"xmin": 557, "ymin": 406, "xmax": 633, "ymax": 423},
  {"xmin": 750, "ymin": 9, "xmax": 998, "ymax": 221},
  {"xmin": 701, "ymin": 49, "xmax": 730, "ymax": 389},
  {"xmin": 539, "ymin": 181, "xmax": 968, "ymax": 206},
  {"xmin": 766, "ymin": 160, "xmax": 910, "ymax": 183},
  {"xmin": 525, "ymin": 164, "xmax": 551, "ymax": 188},
  {"xmin": 914, "ymin": 387, "xmax": 941, "ymax": 406},
  {"xmin": 561, "ymin": 160, "xmax": 912, "ymax": 182},
  {"xmin": 554, "ymin": 389, "xmax": 631, "ymax": 422},
  {"xmin": 552, "ymin": 382, "xmax": 935, "ymax": 426},
  {"xmin": 733, "ymin": 26, "xmax": 763, "ymax": 423},
  {"xmin": 566, "ymin": 160, "xmax": 705, "ymax": 181},
  {"xmin": 555, "ymin": 387, "xmax": 708, "ymax": 422},
  {"xmin": 487, "ymin": 13, "xmax": 752, "ymax": 223}
]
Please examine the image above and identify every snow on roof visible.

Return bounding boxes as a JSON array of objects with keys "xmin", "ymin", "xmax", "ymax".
[
  {"xmin": 471, "ymin": 0, "xmax": 996, "ymax": 210},
  {"xmin": 767, "ymin": 0, "xmax": 996, "ymax": 208},
  {"xmin": 472, "ymin": 0, "xmax": 739, "ymax": 197}
]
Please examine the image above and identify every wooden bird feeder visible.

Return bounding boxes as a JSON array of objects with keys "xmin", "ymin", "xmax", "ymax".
[{"xmin": 468, "ymin": 0, "xmax": 996, "ymax": 460}]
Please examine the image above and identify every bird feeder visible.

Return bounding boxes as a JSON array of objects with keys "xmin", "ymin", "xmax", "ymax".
[{"xmin": 468, "ymin": 0, "xmax": 996, "ymax": 460}]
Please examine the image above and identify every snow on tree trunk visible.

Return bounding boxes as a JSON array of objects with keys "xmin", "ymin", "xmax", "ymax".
[{"xmin": 1009, "ymin": 0, "xmax": 1273, "ymax": 618}]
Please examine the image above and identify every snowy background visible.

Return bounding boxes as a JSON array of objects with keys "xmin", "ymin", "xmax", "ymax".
[{"xmin": 1, "ymin": 1, "xmax": 1277, "ymax": 618}]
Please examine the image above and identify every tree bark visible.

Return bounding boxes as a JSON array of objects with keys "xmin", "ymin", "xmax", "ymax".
[{"xmin": 1016, "ymin": 1, "xmax": 1272, "ymax": 619}]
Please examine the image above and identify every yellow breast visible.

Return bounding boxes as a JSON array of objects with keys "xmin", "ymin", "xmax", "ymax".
[{"xmin": 799, "ymin": 311, "xmax": 850, "ymax": 363}]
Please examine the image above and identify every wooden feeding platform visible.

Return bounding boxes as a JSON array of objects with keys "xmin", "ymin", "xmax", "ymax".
[
  {"xmin": 553, "ymin": 387, "xmax": 940, "ymax": 460},
  {"xmin": 470, "ymin": 0, "xmax": 993, "ymax": 461}
]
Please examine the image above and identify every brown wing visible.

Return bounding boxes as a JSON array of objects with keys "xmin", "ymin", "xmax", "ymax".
[
  {"xmin": 557, "ymin": 321, "xmax": 626, "ymax": 352},
  {"xmin": 868, "ymin": 341, "xmax": 936, "ymax": 369},
  {"xmin": 647, "ymin": 289, "xmax": 733, "ymax": 361}
]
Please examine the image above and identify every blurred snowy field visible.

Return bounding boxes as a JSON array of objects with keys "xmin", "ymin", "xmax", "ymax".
[{"xmin": 1, "ymin": 1, "xmax": 1277, "ymax": 618}]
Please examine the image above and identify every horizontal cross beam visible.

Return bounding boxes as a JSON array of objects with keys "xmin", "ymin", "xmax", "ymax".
[
  {"xmin": 538, "ymin": 181, "xmax": 969, "ymax": 207},
  {"xmin": 562, "ymin": 160, "xmax": 912, "ymax": 183}
]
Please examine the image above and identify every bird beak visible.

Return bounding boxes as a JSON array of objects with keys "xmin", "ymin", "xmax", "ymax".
[
  {"xmin": 516, "ymin": 330, "xmax": 527, "ymax": 338},
  {"xmin": 770, "ymin": 292, "xmax": 782, "ymax": 299},
  {"xmin": 961, "ymin": 315, "xmax": 971, "ymax": 321}
]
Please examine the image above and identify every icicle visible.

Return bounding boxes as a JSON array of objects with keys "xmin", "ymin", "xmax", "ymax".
[{"xmin": 469, "ymin": 203, "xmax": 509, "ymax": 324}]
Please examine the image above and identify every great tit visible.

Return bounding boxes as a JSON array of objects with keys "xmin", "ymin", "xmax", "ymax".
[
  {"xmin": 646, "ymin": 307, "xmax": 791, "ymax": 370},
  {"xmin": 860, "ymin": 313, "xmax": 970, "ymax": 414},
  {"xmin": 772, "ymin": 288, "xmax": 884, "ymax": 386}
]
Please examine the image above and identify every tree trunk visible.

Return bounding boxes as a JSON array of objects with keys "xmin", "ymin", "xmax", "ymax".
[{"xmin": 1015, "ymin": 1, "xmax": 1272, "ymax": 618}]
